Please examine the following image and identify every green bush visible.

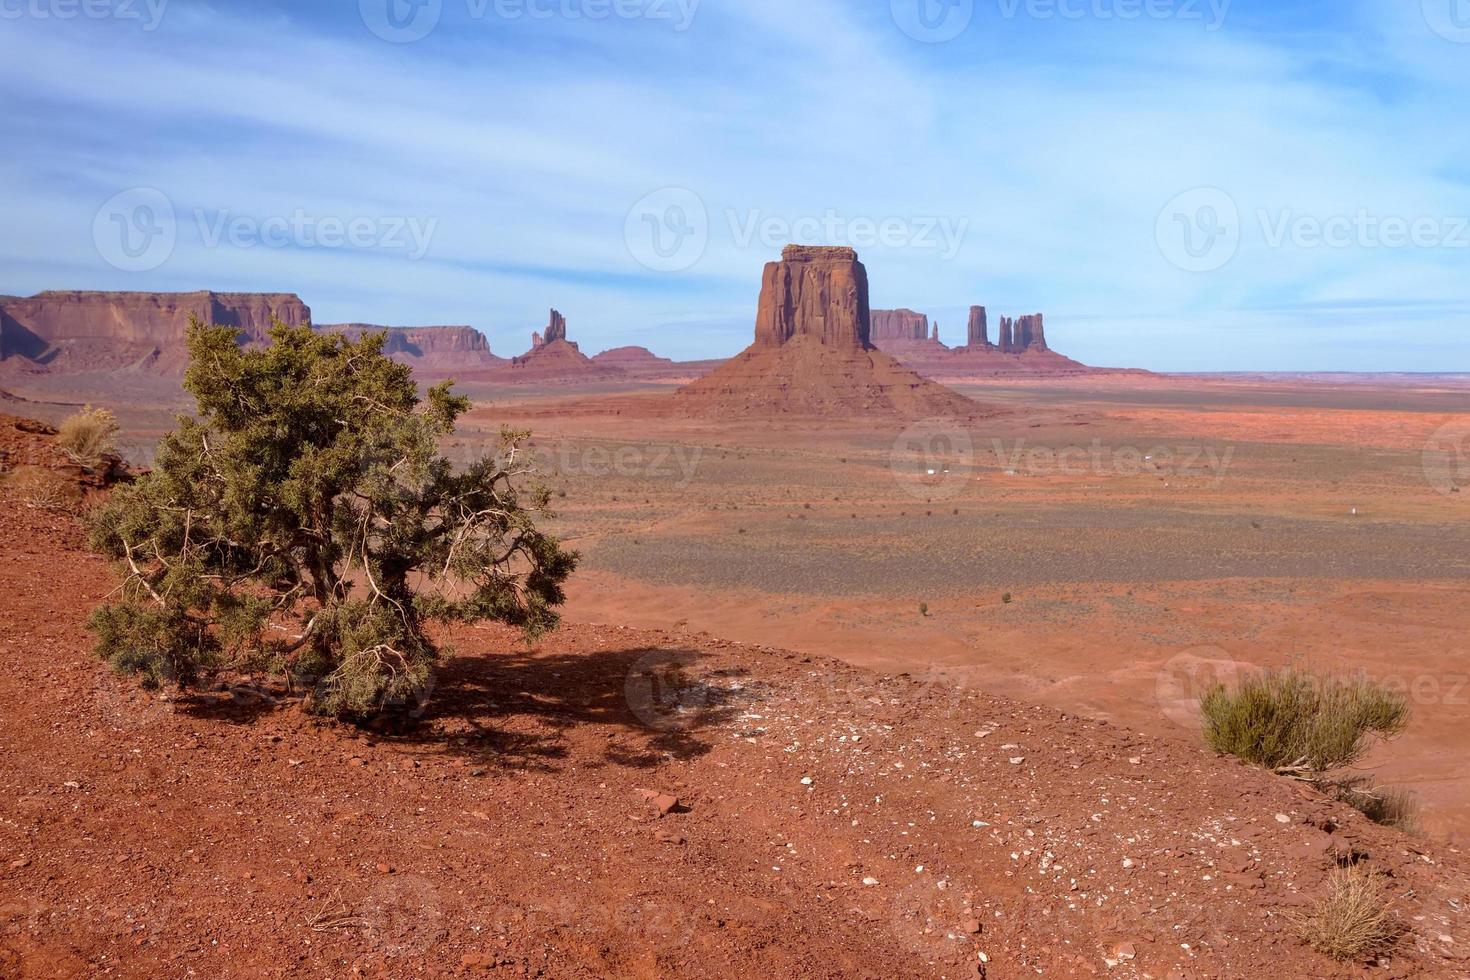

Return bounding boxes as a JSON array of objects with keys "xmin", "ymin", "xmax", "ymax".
[
  {"xmin": 88, "ymin": 318, "xmax": 576, "ymax": 720},
  {"xmin": 1199, "ymin": 668, "xmax": 1409, "ymax": 776}
]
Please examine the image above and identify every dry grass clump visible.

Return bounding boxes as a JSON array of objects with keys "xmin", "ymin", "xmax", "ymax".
[
  {"xmin": 1295, "ymin": 865, "xmax": 1398, "ymax": 961},
  {"xmin": 1327, "ymin": 779, "xmax": 1421, "ymax": 834},
  {"xmin": 1199, "ymin": 668, "xmax": 1409, "ymax": 776},
  {"xmin": 57, "ymin": 405, "xmax": 119, "ymax": 466},
  {"xmin": 3, "ymin": 465, "xmax": 82, "ymax": 511}
]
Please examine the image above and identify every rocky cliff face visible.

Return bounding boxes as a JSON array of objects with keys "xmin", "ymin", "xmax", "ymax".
[
  {"xmin": 870, "ymin": 309, "xmax": 929, "ymax": 342},
  {"xmin": 753, "ymin": 246, "xmax": 871, "ymax": 349},
  {"xmin": 966, "ymin": 306, "xmax": 991, "ymax": 348},
  {"xmin": 315, "ymin": 324, "xmax": 504, "ymax": 370},
  {"xmin": 0, "ymin": 290, "xmax": 311, "ymax": 373}
]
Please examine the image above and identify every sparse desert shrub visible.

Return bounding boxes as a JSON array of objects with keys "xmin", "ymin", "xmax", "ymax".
[
  {"xmin": 87, "ymin": 318, "xmax": 577, "ymax": 721},
  {"xmin": 1199, "ymin": 668, "xmax": 1409, "ymax": 777},
  {"xmin": 1001, "ymin": 592, "xmax": 1013, "ymax": 604},
  {"xmin": 919, "ymin": 602, "xmax": 929, "ymax": 617},
  {"xmin": 4, "ymin": 465, "xmax": 81, "ymax": 511},
  {"xmin": 57, "ymin": 405, "xmax": 119, "ymax": 465},
  {"xmin": 1294, "ymin": 865, "xmax": 1397, "ymax": 961}
]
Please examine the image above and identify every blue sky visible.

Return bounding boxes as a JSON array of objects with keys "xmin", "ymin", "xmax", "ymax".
[{"xmin": 1, "ymin": 0, "xmax": 1467, "ymax": 370}]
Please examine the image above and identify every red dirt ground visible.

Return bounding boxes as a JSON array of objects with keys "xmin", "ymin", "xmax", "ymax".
[{"xmin": 2, "ymin": 416, "xmax": 1469, "ymax": 978}]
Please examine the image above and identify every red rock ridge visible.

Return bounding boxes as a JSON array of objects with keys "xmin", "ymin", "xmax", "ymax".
[{"xmin": 315, "ymin": 323, "xmax": 506, "ymax": 371}]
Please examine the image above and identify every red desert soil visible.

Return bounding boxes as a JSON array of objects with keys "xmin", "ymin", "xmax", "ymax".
[{"xmin": 2, "ymin": 417, "xmax": 1469, "ymax": 979}]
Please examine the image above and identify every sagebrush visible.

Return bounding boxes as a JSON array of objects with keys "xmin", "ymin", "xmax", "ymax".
[
  {"xmin": 1199, "ymin": 667, "xmax": 1409, "ymax": 776},
  {"xmin": 88, "ymin": 319, "xmax": 577, "ymax": 719}
]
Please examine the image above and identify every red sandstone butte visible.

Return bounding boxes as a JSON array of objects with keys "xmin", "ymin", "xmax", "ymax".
[{"xmin": 675, "ymin": 245, "xmax": 981, "ymax": 418}]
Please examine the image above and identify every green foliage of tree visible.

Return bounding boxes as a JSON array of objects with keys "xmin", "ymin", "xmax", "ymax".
[{"xmin": 88, "ymin": 318, "xmax": 576, "ymax": 719}]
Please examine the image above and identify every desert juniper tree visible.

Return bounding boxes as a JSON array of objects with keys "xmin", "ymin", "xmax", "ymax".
[{"xmin": 88, "ymin": 318, "xmax": 576, "ymax": 719}]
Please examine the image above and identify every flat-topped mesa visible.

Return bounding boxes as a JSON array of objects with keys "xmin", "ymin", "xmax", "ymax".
[
  {"xmin": 871, "ymin": 308, "xmax": 929, "ymax": 342},
  {"xmin": 753, "ymin": 244, "xmax": 871, "ymax": 349},
  {"xmin": 967, "ymin": 306, "xmax": 991, "ymax": 348},
  {"xmin": 0, "ymin": 290, "xmax": 311, "ymax": 373},
  {"xmin": 315, "ymin": 324, "xmax": 504, "ymax": 370}
]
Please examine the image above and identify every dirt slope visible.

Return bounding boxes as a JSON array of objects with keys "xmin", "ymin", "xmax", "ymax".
[{"xmin": 0, "ymin": 419, "xmax": 1467, "ymax": 978}]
